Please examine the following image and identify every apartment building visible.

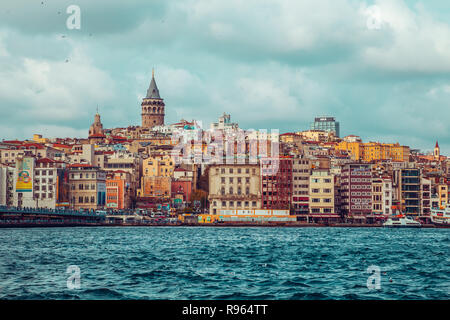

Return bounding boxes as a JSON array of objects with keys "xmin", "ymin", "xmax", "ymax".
[
  {"xmin": 372, "ymin": 177, "xmax": 392, "ymax": 215},
  {"xmin": 106, "ymin": 171, "xmax": 133, "ymax": 210},
  {"xmin": 340, "ymin": 163, "xmax": 372, "ymax": 219},
  {"xmin": 68, "ymin": 164, "xmax": 106, "ymax": 210},
  {"xmin": 208, "ymin": 163, "xmax": 261, "ymax": 214},
  {"xmin": 291, "ymin": 156, "xmax": 311, "ymax": 215},
  {"xmin": 261, "ymin": 157, "xmax": 293, "ymax": 210},
  {"xmin": 0, "ymin": 165, "xmax": 14, "ymax": 206},
  {"xmin": 308, "ymin": 169, "xmax": 336, "ymax": 216}
]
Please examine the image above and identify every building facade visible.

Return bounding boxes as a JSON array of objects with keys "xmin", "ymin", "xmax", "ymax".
[
  {"xmin": 340, "ymin": 163, "xmax": 372, "ymax": 219},
  {"xmin": 292, "ymin": 156, "xmax": 311, "ymax": 215},
  {"xmin": 208, "ymin": 164, "xmax": 261, "ymax": 214},
  {"xmin": 308, "ymin": 169, "xmax": 336, "ymax": 216},
  {"xmin": 68, "ymin": 164, "xmax": 106, "ymax": 210},
  {"xmin": 261, "ymin": 157, "xmax": 293, "ymax": 210},
  {"xmin": 310, "ymin": 116, "xmax": 340, "ymax": 138}
]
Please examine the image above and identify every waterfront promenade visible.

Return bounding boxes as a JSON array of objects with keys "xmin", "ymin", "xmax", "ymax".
[{"xmin": 0, "ymin": 206, "xmax": 443, "ymax": 228}]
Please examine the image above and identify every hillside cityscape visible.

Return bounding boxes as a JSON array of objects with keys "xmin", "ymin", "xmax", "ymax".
[{"xmin": 0, "ymin": 71, "xmax": 448, "ymax": 226}]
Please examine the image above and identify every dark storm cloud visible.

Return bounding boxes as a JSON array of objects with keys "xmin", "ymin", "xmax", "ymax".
[{"xmin": 0, "ymin": 0, "xmax": 449, "ymax": 154}]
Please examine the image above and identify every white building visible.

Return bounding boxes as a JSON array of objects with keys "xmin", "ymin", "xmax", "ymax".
[
  {"xmin": 0, "ymin": 166, "xmax": 14, "ymax": 206},
  {"xmin": 372, "ymin": 177, "xmax": 393, "ymax": 215}
]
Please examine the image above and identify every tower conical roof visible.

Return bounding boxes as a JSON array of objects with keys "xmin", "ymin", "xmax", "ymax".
[
  {"xmin": 436, "ymin": 140, "xmax": 439, "ymax": 148},
  {"xmin": 146, "ymin": 69, "xmax": 161, "ymax": 99}
]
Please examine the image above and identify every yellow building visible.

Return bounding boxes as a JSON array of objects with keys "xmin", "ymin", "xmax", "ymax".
[
  {"xmin": 33, "ymin": 134, "xmax": 49, "ymax": 144},
  {"xmin": 309, "ymin": 170, "xmax": 335, "ymax": 214},
  {"xmin": 142, "ymin": 154, "xmax": 174, "ymax": 177},
  {"xmin": 336, "ymin": 141, "xmax": 409, "ymax": 162},
  {"xmin": 437, "ymin": 184, "xmax": 448, "ymax": 208},
  {"xmin": 336, "ymin": 141, "xmax": 363, "ymax": 160},
  {"xmin": 362, "ymin": 143, "xmax": 409, "ymax": 162}
]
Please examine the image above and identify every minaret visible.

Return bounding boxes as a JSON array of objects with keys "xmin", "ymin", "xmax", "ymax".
[
  {"xmin": 141, "ymin": 69, "xmax": 165, "ymax": 128},
  {"xmin": 434, "ymin": 141, "xmax": 440, "ymax": 160}
]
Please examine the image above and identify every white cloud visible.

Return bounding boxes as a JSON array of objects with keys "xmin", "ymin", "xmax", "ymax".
[{"xmin": 361, "ymin": 0, "xmax": 450, "ymax": 73}]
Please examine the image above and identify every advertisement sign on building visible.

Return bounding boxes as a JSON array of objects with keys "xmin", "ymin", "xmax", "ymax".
[{"xmin": 15, "ymin": 158, "xmax": 34, "ymax": 192}]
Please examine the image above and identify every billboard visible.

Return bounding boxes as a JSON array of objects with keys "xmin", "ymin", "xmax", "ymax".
[{"xmin": 15, "ymin": 158, "xmax": 34, "ymax": 192}]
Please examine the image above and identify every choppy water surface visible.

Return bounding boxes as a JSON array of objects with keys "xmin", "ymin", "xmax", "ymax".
[{"xmin": 0, "ymin": 227, "xmax": 448, "ymax": 299}]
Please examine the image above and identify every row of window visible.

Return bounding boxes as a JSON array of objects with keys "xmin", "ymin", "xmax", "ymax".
[
  {"xmin": 34, "ymin": 178, "xmax": 54, "ymax": 184},
  {"xmin": 71, "ymin": 184, "xmax": 96, "ymax": 190},
  {"xmin": 33, "ymin": 193, "xmax": 53, "ymax": 199},
  {"xmin": 350, "ymin": 192, "xmax": 371, "ymax": 196},
  {"xmin": 311, "ymin": 188, "xmax": 332, "ymax": 193},
  {"xmin": 216, "ymin": 168, "xmax": 256, "ymax": 175},
  {"xmin": 350, "ymin": 205, "xmax": 372, "ymax": 210},
  {"xmin": 220, "ymin": 187, "xmax": 251, "ymax": 195},
  {"xmin": 71, "ymin": 173, "xmax": 97, "ymax": 179},
  {"xmin": 74, "ymin": 196, "xmax": 96, "ymax": 204},
  {"xmin": 311, "ymin": 208, "xmax": 333, "ymax": 213},
  {"xmin": 311, "ymin": 198, "xmax": 332, "ymax": 203},
  {"xmin": 34, "ymin": 185, "xmax": 53, "ymax": 191},
  {"xmin": 311, "ymin": 178, "xmax": 332, "ymax": 183},
  {"xmin": 212, "ymin": 200, "xmax": 258, "ymax": 207},
  {"xmin": 350, "ymin": 185, "xmax": 371, "ymax": 190},
  {"xmin": 350, "ymin": 178, "xmax": 371, "ymax": 182},
  {"xmin": 221, "ymin": 177, "xmax": 251, "ymax": 184}
]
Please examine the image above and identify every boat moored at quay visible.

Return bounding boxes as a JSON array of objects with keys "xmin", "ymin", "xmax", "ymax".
[
  {"xmin": 383, "ymin": 215, "xmax": 422, "ymax": 228},
  {"xmin": 431, "ymin": 205, "xmax": 450, "ymax": 227}
]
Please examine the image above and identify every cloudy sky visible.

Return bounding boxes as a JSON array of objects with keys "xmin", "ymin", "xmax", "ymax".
[{"xmin": 0, "ymin": 0, "xmax": 449, "ymax": 154}]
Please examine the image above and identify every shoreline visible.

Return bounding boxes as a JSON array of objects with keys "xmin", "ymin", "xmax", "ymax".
[{"xmin": 0, "ymin": 222, "xmax": 445, "ymax": 229}]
